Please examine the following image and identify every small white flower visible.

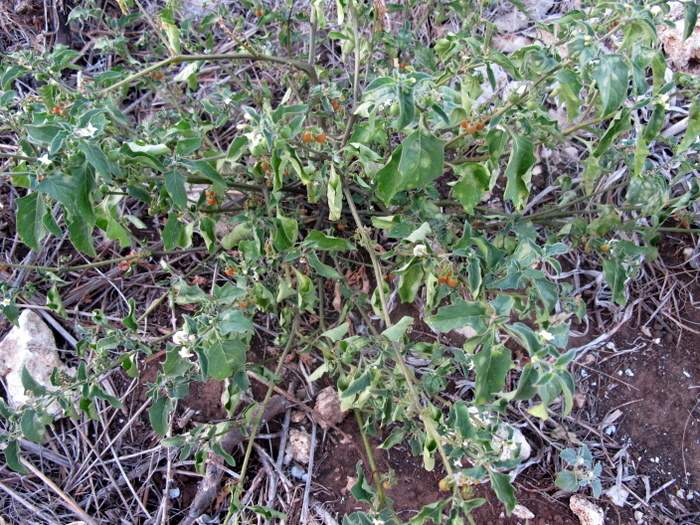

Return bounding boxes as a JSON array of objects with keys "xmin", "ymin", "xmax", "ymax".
[
  {"xmin": 539, "ymin": 329, "xmax": 554, "ymax": 342},
  {"xmin": 75, "ymin": 122, "xmax": 97, "ymax": 138},
  {"xmin": 1, "ymin": 297, "xmax": 11, "ymax": 307},
  {"xmin": 178, "ymin": 346, "xmax": 193, "ymax": 359},
  {"xmin": 172, "ymin": 329, "xmax": 188, "ymax": 345},
  {"xmin": 38, "ymin": 153, "xmax": 52, "ymax": 166},
  {"xmin": 413, "ymin": 244, "xmax": 428, "ymax": 257}
]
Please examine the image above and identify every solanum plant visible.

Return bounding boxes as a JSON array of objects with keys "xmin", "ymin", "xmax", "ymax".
[{"xmin": 0, "ymin": 0, "xmax": 698, "ymax": 523}]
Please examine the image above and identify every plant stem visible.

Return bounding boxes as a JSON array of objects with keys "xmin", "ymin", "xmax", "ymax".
[
  {"xmin": 354, "ymin": 410, "xmax": 387, "ymax": 509},
  {"xmin": 338, "ymin": 0, "xmax": 454, "ymax": 482},
  {"xmin": 100, "ymin": 52, "xmax": 318, "ymax": 95},
  {"xmin": 226, "ymin": 312, "xmax": 300, "ymax": 524},
  {"xmin": 1, "ymin": 247, "xmax": 207, "ymax": 273}
]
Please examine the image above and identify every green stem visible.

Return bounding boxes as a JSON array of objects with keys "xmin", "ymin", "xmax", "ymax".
[
  {"xmin": 1, "ymin": 247, "xmax": 207, "ymax": 273},
  {"xmin": 227, "ymin": 313, "xmax": 300, "ymax": 524},
  {"xmin": 100, "ymin": 52, "xmax": 318, "ymax": 95},
  {"xmin": 354, "ymin": 410, "xmax": 386, "ymax": 509}
]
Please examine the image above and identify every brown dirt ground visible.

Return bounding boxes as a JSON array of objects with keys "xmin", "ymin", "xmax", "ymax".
[
  {"xmin": 315, "ymin": 413, "xmax": 578, "ymax": 524},
  {"xmin": 316, "ymin": 286, "xmax": 700, "ymax": 523},
  {"xmin": 582, "ymin": 320, "xmax": 700, "ymax": 520}
]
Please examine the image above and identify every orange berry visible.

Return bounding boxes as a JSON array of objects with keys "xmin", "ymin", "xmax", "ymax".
[
  {"xmin": 302, "ymin": 131, "xmax": 313, "ymax": 143},
  {"xmin": 446, "ymin": 277, "xmax": 459, "ymax": 288},
  {"xmin": 331, "ymin": 99, "xmax": 341, "ymax": 111},
  {"xmin": 255, "ymin": 8, "xmax": 264, "ymax": 17},
  {"xmin": 238, "ymin": 301, "xmax": 248, "ymax": 308},
  {"xmin": 315, "ymin": 132, "xmax": 327, "ymax": 144},
  {"xmin": 474, "ymin": 121, "xmax": 485, "ymax": 131},
  {"xmin": 50, "ymin": 105, "xmax": 65, "ymax": 116},
  {"xmin": 224, "ymin": 267, "xmax": 237, "ymax": 277},
  {"xmin": 205, "ymin": 190, "xmax": 218, "ymax": 205}
]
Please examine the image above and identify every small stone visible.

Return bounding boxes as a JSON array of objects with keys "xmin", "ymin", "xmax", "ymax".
[
  {"xmin": 0, "ymin": 310, "xmax": 74, "ymax": 416},
  {"xmin": 512, "ymin": 503, "xmax": 535, "ymax": 519},
  {"xmin": 291, "ymin": 410, "xmax": 305, "ymax": 423},
  {"xmin": 570, "ymin": 495, "xmax": 604, "ymax": 525},
  {"xmin": 314, "ymin": 386, "xmax": 346, "ymax": 429},
  {"xmin": 286, "ymin": 428, "xmax": 311, "ymax": 464}
]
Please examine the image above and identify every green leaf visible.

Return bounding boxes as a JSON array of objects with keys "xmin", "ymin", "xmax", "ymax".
[
  {"xmin": 165, "ymin": 171, "xmax": 188, "ymax": 209},
  {"xmin": 184, "ymin": 159, "xmax": 227, "ymax": 191},
  {"xmin": 425, "ymin": 300, "xmax": 487, "ymax": 333},
  {"xmin": 379, "ymin": 427, "xmax": 406, "ymax": 449},
  {"xmin": 66, "ymin": 216, "xmax": 96, "ymax": 256},
  {"xmin": 78, "ymin": 142, "xmax": 116, "ymax": 181},
  {"xmin": 203, "ymin": 339, "xmax": 247, "ymax": 380},
  {"xmin": 556, "ymin": 68, "xmax": 582, "ymax": 120},
  {"xmin": 452, "ymin": 163, "xmax": 490, "ymax": 214},
  {"xmin": 503, "ymin": 363, "xmax": 538, "ymax": 401},
  {"xmin": 3, "ymin": 440, "xmax": 27, "ymax": 474},
  {"xmin": 307, "ymin": 251, "xmax": 341, "ymax": 279},
  {"xmin": 162, "ymin": 213, "xmax": 182, "ymax": 251},
  {"xmin": 643, "ymin": 103, "xmax": 666, "ymax": 143},
  {"xmin": 450, "ymin": 401, "xmax": 475, "ymax": 439},
  {"xmin": 126, "ymin": 142, "xmax": 171, "ymax": 156},
  {"xmin": 505, "ymin": 323, "xmax": 541, "ymax": 355},
  {"xmin": 503, "ymin": 134, "xmax": 535, "ymax": 210},
  {"xmin": 555, "ymin": 470, "xmax": 579, "ymax": 492},
  {"xmin": 489, "ymin": 471, "xmax": 516, "ymax": 514},
  {"xmin": 374, "ymin": 145, "xmax": 402, "ymax": 205},
  {"xmin": 382, "ymin": 316, "xmax": 414, "ymax": 342},
  {"xmin": 406, "ymin": 222, "xmax": 431, "ymax": 243},
  {"xmin": 37, "ymin": 171, "xmax": 94, "ymax": 221},
  {"xmin": 21, "ymin": 366, "xmax": 47, "ymax": 396},
  {"xmin": 303, "ymin": 230, "xmax": 354, "ymax": 251},
  {"xmin": 327, "ymin": 164, "xmax": 343, "ymax": 221},
  {"xmin": 594, "ymin": 108, "xmax": 631, "ymax": 157},
  {"xmin": 350, "ymin": 462, "xmax": 375, "ymax": 504},
  {"xmin": 322, "ymin": 322, "xmax": 349, "ymax": 342},
  {"xmin": 678, "ymin": 99, "xmax": 700, "ymax": 153},
  {"xmin": 272, "ymin": 214, "xmax": 298, "ymax": 251},
  {"xmin": 249, "ymin": 506, "xmax": 287, "ymax": 520},
  {"xmin": 398, "ymin": 262, "xmax": 423, "ymax": 303},
  {"xmin": 375, "ymin": 130, "xmax": 444, "ymax": 205},
  {"xmin": 684, "ymin": 1, "xmax": 698, "ymax": 40},
  {"xmin": 149, "ymin": 396, "xmax": 173, "ymax": 436},
  {"xmin": 46, "ymin": 284, "xmax": 65, "ymax": 316},
  {"xmin": 528, "ymin": 403, "xmax": 549, "ymax": 420},
  {"xmin": 16, "ymin": 192, "xmax": 46, "ymax": 251},
  {"xmin": 122, "ymin": 298, "xmax": 137, "ymax": 330},
  {"xmin": 21, "ymin": 409, "xmax": 45, "ymax": 443},
  {"xmin": 593, "ymin": 55, "xmax": 629, "ymax": 117},
  {"xmin": 176, "ymin": 137, "xmax": 202, "ymax": 156},
  {"xmin": 218, "ymin": 310, "xmax": 253, "ymax": 335},
  {"xmin": 602, "ymin": 258, "xmax": 627, "ymax": 305},
  {"xmin": 26, "ymin": 123, "xmax": 63, "ymax": 144},
  {"xmin": 473, "ymin": 344, "xmax": 512, "ymax": 404},
  {"xmin": 396, "ymin": 84, "xmax": 415, "ymax": 129}
]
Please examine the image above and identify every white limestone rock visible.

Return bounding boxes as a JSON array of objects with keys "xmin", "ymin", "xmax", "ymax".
[{"xmin": 0, "ymin": 310, "xmax": 73, "ymax": 416}]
